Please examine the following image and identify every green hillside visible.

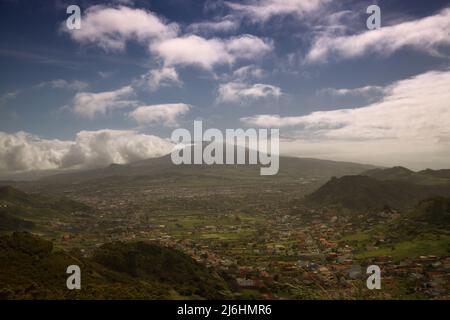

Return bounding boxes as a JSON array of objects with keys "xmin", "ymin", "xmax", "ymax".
[
  {"xmin": 344, "ymin": 198, "xmax": 450, "ymax": 261},
  {"xmin": 0, "ymin": 232, "xmax": 230, "ymax": 299},
  {"xmin": 411, "ymin": 197, "xmax": 450, "ymax": 224},
  {"xmin": 31, "ymin": 154, "xmax": 375, "ymax": 191},
  {"xmin": 0, "ymin": 211, "xmax": 34, "ymax": 231},
  {"xmin": 93, "ymin": 241, "xmax": 229, "ymax": 298},
  {"xmin": 304, "ymin": 175, "xmax": 450, "ymax": 212},
  {"xmin": 0, "ymin": 186, "xmax": 91, "ymax": 219}
]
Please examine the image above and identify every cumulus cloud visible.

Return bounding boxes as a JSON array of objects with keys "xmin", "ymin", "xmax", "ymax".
[
  {"xmin": 225, "ymin": 35, "xmax": 272, "ymax": 59},
  {"xmin": 143, "ymin": 67, "xmax": 182, "ymax": 91},
  {"xmin": 226, "ymin": 0, "xmax": 330, "ymax": 21},
  {"xmin": 306, "ymin": 8, "xmax": 450, "ymax": 63},
  {"xmin": 129, "ymin": 103, "xmax": 191, "ymax": 127},
  {"xmin": 60, "ymin": 130, "xmax": 173, "ymax": 169},
  {"xmin": 150, "ymin": 34, "xmax": 272, "ymax": 70},
  {"xmin": 0, "ymin": 130, "xmax": 173, "ymax": 174},
  {"xmin": 69, "ymin": 85, "xmax": 137, "ymax": 118},
  {"xmin": 63, "ymin": 5, "xmax": 273, "ymax": 71},
  {"xmin": 63, "ymin": 5, "xmax": 179, "ymax": 51},
  {"xmin": 217, "ymin": 82, "xmax": 281, "ymax": 103},
  {"xmin": 36, "ymin": 79, "xmax": 88, "ymax": 91},
  {"xmin": 0, "ymin": 131, "xmax": 71, "ymax": 173},
  {"xmin": 242, "ymin": 69, "xmax": 450, "ymax": 137},
  {"xmin": 241, "ymin": 68, "xmax": 450, "ymax": 168},
  {"xmin": 188, "ymin": 16, "xmax": 239, "ymax": 34}
]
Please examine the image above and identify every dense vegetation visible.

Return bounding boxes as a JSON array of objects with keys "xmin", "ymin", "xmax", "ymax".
[
  {"xmin": 0, "ymin": 185, "xmax": 92, "ymax": 218},
  {"xmin": 342, "ymin": 197, "xmax": 450, "ymax": 262},
  {"xmin": 412, "ymin": 197, "xmax": 450, "ymax": 224},
  {"xmin": 0, "ymin": 232, "xmax": 230, "ymax": 299},
  {"xmin": 305, "ymin": 170, "xmax": 450, "ymax": 212},
  {"xmin": 0, "ymin": 211, "xmax": 34, "ymax": 231}
]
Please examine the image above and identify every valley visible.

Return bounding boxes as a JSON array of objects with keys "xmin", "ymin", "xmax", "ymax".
[{"xmin": 0, "ymin": 157, "xmax": 449, "ymax": 299}]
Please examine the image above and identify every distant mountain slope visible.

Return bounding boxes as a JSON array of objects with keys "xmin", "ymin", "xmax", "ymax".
[
  {"xmin": 0, "ymin": 232, "xmax": 230, "ymax": 299},
  {"xmin": 363, "ymin": 166, "xmax": 415, "ymax": 180},
  {"xmin": 0, "ymin": 186, "xmax": 91, "ymax": 219},
  {"xmin": 304, "ymin": 175, "xmax": 450, "ymax": 212},
  {"xmin": 418, "ymin": 169, "xmax": 450, "ymax": 180},
  {"xmin": 362, "ymin": 167, "xmax": 450, "ymax": 185},
  {"xmin": 33, "ymin": 154, "xmax": 376, "ymax": 189},
  {"xmin": 0, "ymin": 186, "xmax": 37, "ymax": 206}
]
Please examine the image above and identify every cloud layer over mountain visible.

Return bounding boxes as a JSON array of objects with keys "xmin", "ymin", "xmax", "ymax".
[{"xmin": 0, "ymin": 130, "xmax": 173, "ymax": 174}]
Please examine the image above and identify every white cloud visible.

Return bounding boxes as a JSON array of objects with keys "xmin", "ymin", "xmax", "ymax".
[
  {"xmin": 60, "ymin": 130, "xmax": 173, "ymax": 169},
  {"xmin": 0, "ymin": 130, "xmax": 173, "ymax": 174},
  {"xmin": 226, "ymin": 0, "xmax": 330, "ymax": 21},
  {"xmin": 225, "ymin": 35, "xmax": 273, "ymax": 60},
  {"xmin": 241, "ymin": 68, "xmax": 450, "ymax": 168},
  {"xmin": 188, "ymin": 16, "xmax": 239, "ymax": 34},
  {"xmin": 144, "ymin": 67, "xmax": 182, "ymax": 91},
  {"xmin": 64, "ymin": 5, "xmax": 179, "ymax": 51},
  {"xmin": 37, "ymin": 79, "xmax": 88, "ymax": 91},
  {"xmin": 317, "ymin": 85, "xmax": 384, "ymax": 97},
  {"xmin": 217, "ymin": 82, "xmax": 281, "ymax": 103},
  {"xmin": 69, "ymin": 85, "xmax": 137, "ymax": 118},
  {"xmin": 129, "ymin": 103, "xmax": 191, "ymax": 127},
  {"xmin": 306, "ymin": 8, "xmax": 450, "ymax": 63},
  {"xmin": 150, "ymin": 34, "xmax": 272, "ymax": 70},
  {"xmin": 232, "ymin": 65, "xmax": 265, "ymax": 80},
  {"xmin": 242, "ymin": 69, "xmax": 450, "ymax": 138},
  {"xmin": 0, "ymin": 131, "xmax": 70, "ymax": 173},
  {"xmin": 150, "ymin": 35, "xmax": 229, "ymax": 69},
  {"xmin": 63, "ymin": 5, "xmax": 272, "ymax": 71}
]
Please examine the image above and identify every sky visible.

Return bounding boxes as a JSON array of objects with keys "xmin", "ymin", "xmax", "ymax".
[{"xmin": 1, "ymin": 0, "xmax": 450, "ymax": 177}]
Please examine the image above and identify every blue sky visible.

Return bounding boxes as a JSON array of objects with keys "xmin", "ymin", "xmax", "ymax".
[{"xmin": 1, "ymin": 0, "xmax": 450, "ymax": 176}]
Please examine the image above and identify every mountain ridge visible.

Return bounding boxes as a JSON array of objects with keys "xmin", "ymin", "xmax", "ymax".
[
  {"xmin": 33, "ymin": 154, "xmax": 377, "ymax": 187},
  {"xmin": 304, "ymin": 173, "xmax": 450, "ymax": 212}
]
